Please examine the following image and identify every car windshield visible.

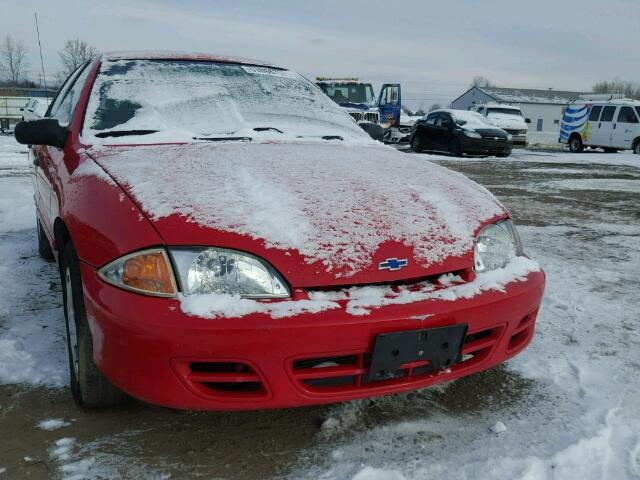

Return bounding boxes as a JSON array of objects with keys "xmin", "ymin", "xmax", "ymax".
[
  {"xmin": 636, "ymin": 106, "xmax": 640, "ymax": 119},
  {"xmin": 453, "ymin": 111, "xmax": 494, "ymax": 128},
  {"xmin": 317, "ymin": 83, "xmax": 376, "ymax": 106},
  {"xmin": 83, "ymin": 59, "xmax": 368, "ymax": 143},
  {"xmin": 486, "ymin": 108, "xmax": 523, "ymax": 117}
]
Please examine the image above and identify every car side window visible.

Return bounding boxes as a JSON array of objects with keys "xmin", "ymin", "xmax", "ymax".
[
  {"xmin": 588, "ymin": 105, "xmax": 602, "ymax": 122},
  {"xmin": 600, "ymin": 106, "xmax": 616, "ymax": 122},
  {"xmin": 440, "ymin": 115, "xmax": 452, "ymax": 128},
  {"xmin": 617, "ymin": 106, "xmax": 638, "ymax": 124},
  {"xmin": 47, "ymin": 65, "xmax": 86, "ymax": 117},
  {"xmin": 425, "ymin": 114, "xmax": 437, "ymax": 125},
  {"xmin": 50, "ymin": 62, "xmax": 92, "ymax": 127}
]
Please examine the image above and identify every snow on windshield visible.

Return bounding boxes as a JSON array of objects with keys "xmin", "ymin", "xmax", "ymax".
[
  {"xmin": 82, "ymin": 60, "xmax": 368, "ymax": 143},
  {"xmin": 452, "ymin": 111, "xmax": 494, "ymax": 129}
]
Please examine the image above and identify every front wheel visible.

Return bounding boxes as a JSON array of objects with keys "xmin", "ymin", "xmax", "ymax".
[
  {"xmin": 569, "ymin": 135, "xmax": 584, "ymax": 153},
  {"xmin": 448, "ymin": 138, "xmax": 462, "ymax": 157},
  {"xmin": 634, "ymin": 141, "xmax": 640, "ymax": 155},
  {"xmin": 37, "ymin": 219, "xmax": 54, "ymax": 261},
  {"xmin": 61, "ymin": 241, "xmax": 126, "ymax": 408},
  {"xmin": 411, "ymin": 135, "xmax": 423, "ymax": 153}
]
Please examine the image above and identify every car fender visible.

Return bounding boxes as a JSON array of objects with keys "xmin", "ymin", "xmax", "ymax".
[{"xmin": 56, "ymin": 145, "xmax": 163, "ymax": 268}]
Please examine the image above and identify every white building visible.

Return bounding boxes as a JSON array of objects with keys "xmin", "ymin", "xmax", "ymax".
[{"xmin": 450, "ymin": 86, "xmax": 589, "ymax": 134}]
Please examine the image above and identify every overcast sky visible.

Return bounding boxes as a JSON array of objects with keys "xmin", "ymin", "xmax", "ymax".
[{"xmin": 3, "ymin": 0, "xmax": 639, "ymax": 109}]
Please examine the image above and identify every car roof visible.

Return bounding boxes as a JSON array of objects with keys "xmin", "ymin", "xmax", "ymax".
[
  {"xmin": 576, "ymin": 99, "xmax": 640, "ymax": 107},
  {"xmin": 428, "ymin": 109, "xmax": 481, "ymax": 116},
  {"xmin": 482, "ymin": 104, "xmax": 521, "ymax": 110},
  {"xmin": 100, "ymin": 51, "xmax": 283, "ymax": 69}
]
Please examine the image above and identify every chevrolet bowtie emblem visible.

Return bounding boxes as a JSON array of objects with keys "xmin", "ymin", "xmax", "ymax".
[{"xmin": 378, "ymin": 258, "xmax": 408, "ymax": 271}]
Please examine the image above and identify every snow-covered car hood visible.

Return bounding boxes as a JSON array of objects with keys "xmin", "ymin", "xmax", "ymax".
[
  {"xmin": 91, "ymin": 141, "xmax": 506, "ymax": 287},
  {"xmin": 487, "ymin": 114, "xmax": 527, "ymax": 131}
]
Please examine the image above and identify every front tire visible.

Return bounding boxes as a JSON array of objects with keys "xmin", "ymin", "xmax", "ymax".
[
  {"xmin": 569, "ymin": 135, "xmax": 584, "ymax": 153},
  {"xmin": 448, "ymin": 138, "xmax": 462, "ymax": 157},
  {"xmin": 411, "ymin": 135, "xmax": 423, "ymax": 153},
  {"xmin": 634, "ymin": 141, "xmax": 640, "ymax": 155},
  {"xmin": 37, "ymin": 219, "xmax": 54, "ymax": 261},
  {"xmin": 60, "ymin": 241, "xmax": 126, "ymax": 408}
]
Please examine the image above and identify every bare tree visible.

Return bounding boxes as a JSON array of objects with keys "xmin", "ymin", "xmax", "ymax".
[
  {"xmin": 592, "ymin": 80, "xmax": 640, "ymax": 100},
  {"xmin": 57, "ymin": 39, "xmax": 97, "ymax": 81},
  {"xmin": 471, "ymin": 76, "xmax": 493, "ymax": 88},
  {"xmin": 0, "ymin": 35, "xmax": 29, "ymax": 84},
  {"xmin": 428, "ymin": 103, "xmax": 441, "ymax": 112}
]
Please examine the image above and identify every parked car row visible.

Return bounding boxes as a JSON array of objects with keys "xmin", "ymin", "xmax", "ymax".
[{"xmin": 14, "ymin": 51, "xmax": 544, "ymax": 411}]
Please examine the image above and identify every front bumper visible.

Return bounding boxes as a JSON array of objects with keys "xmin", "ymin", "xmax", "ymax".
[
  {"xmin": 81, "ymin": 264, "xmax": 545, "ymax": 411},
  {"xmin": 462, "ymin": 137, "xmax": 513, "ymax": 156}
]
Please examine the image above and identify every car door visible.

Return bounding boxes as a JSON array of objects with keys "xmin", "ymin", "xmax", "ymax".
[
  {"xmin": 377, "ymin": 84, "xmax": 401, "ymax": 128},
  {"xmin": 590, "ymin": 105, "xmax": 617, "ymax": 147},
  {"xmin": 611, "ymin": 106, "xmax": 639, "ymax": 149},
  {"xmin": 437, "ymin": 113, "xmax": 454, "ymax": 151},
  {"xmin": 583, "ymin": 105, "xmax": 603, "ymax": 145},
  {"xmin": 35, "ymin": 62, "xmax": 92, "ymax": 233},
  {"xmin": 415, "ymin": 113, "xmax": 439, "ymax": 150}
]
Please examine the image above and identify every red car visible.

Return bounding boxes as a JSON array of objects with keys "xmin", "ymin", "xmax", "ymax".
[{"xmin": 15, "ymin": 52, "xmax": 544, "ymax": 410}]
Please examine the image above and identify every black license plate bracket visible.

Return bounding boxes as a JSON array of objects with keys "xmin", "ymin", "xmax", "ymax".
[{"xmin": 367, "ymin": 324, "xmax": 468, "ymax": 382}]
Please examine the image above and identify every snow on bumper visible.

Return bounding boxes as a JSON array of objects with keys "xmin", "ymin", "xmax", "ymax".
[
  {"xmin": 180, "ymin": 257, "xmax": 541, "ymax": 319},
  {"xmin": 80, "ymin": 258, "xmax": 544, "ymax": 410}
]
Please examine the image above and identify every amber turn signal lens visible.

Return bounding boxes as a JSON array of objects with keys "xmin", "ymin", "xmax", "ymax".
[{"xmin": 121, "ymin": 251, "xmax": 175, "ymax": 295}]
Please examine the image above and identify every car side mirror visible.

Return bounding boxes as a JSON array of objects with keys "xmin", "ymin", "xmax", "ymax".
[
  {"xmin": 525, "ymin": 118, "xmax": 531, "ymax": 124},
  {"xmin": 14, "ymin": 118, "xmax": 68, "ymax": 149}
]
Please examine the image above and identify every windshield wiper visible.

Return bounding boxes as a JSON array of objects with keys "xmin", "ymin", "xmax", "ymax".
[
  {"xmin": 253, "ymin": 127, "xmax": 283, "ymax": 133},
  {"xmin": 94, "ymin": 129, "xmax": 159, "ymax": 138},
  {"xmin": 194, "ymin": 136, "xmax": 253, "ymax": 142}
]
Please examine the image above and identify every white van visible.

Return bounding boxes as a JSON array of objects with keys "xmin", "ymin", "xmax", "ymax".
[
  {"xmin": 473, "ymin": 103, "xmax": 528, "ymax": 145},
  {"xmin": 560, "ymin": 96, "xmax": 640, "ymax": 154}
]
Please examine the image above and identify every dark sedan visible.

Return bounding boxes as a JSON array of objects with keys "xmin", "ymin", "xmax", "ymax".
[{"xmin": 410, "ymin": 109, "xmax": 513, "ymax": 157}]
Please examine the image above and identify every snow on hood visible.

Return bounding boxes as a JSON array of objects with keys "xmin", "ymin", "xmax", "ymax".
[
  {"xmin": 487, "ymin": 112, "xmax": 527, "ymax": 129},
  {"xmin": 92, "ymin": 141, "xmax": 506, "ymax": 277}
]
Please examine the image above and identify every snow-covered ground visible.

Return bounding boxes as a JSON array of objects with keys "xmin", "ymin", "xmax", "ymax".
[{"xmin": 0, "ymin": 134, "xmax": 638, "ymax": 479}]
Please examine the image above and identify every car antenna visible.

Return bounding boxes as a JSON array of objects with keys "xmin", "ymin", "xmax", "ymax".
[{"xmin": 34, "ymin": 12, "xmax": 48, "ymax": 91}]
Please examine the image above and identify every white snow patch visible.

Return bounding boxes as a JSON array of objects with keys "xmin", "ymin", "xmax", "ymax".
[
  {"xmin": 352, "ymin": 467, "xmax": 407, "ymax": 480},
  {"xmin": 70, "ymin": 160, "xmax": 116, "ymax": 186},
  {"xmin": 0, "ymin": 177, "xmax": 34, "ymax": 233},
  {"xmin": 544, "ymin": 178, "xmax": 640, "ymax": 193},
  {"xmin": 321, "ymin": 418, "xmax": 341, "ymax": 430},
  {"xmin": 490, "ymin": 421, "xmax": 507, "ymax": 434},
  {"xmin": 38, "ymin": 418, "xmax": 71, "ymax": 431},
  {"xmin": 180, "ymin": 257, "xmax": 539, "ymax": 319},
  {"xmin": 180, "ymin": 293, "xmax": 339, "ymax": 319}
]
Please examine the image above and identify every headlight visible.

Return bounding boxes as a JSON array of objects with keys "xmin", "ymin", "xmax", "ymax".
[
  {"xmin": 171, "ymin": 248, "xmax": 290, "ymax": 298},
  {"xmin": 463, "ymin": 130, "xmax": 482, "ymax": 139},
  {"xmin": 98, "ymin": 248, "xmax": 177, "ymax": 297},
  {"xmin": 474, "ymin": 219, "xmax": 523, "ymax": 272},
  {"xmin": 507, "ymin": 134, "xmax": 513, "ymax": 141}
]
